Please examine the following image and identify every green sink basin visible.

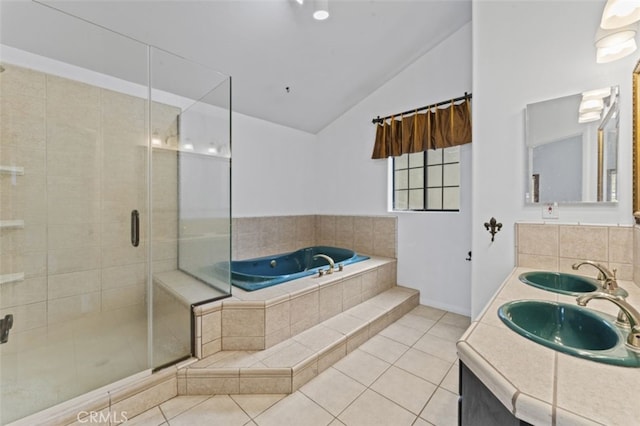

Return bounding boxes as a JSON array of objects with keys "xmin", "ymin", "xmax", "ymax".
[
  {"xmin": 498, "ymin": 300, "xmax": 640, "ymax": 367},
  {"xmin": 518, "ymin": 271, "xmax": 600, "ymax": 295}
]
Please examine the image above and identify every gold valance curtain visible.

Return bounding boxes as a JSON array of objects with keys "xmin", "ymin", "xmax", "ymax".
[{"xmin": 371, "ymin": 97, "xmax": 472, "ymax": 159}]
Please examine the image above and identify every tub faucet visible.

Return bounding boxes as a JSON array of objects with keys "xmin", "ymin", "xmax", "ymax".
[
  {"xmin": 313, "ymin": 254, "xmax": 335, "ymax": 274},
  {"xmin": 577, "ymin": 292, "xmax": 640, "ymax": 350},
  {"xmin": 572, "ymin": 261, "xmax": 618, "ymax": 291}
]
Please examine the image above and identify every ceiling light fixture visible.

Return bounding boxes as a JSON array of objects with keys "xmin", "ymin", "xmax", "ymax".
[
  {"xmin": 601, "ymin": 0, "xmax": 640, "ymax": 29},
  {"xmin": 313, "ymin": 0, "xmax": 329, "ymax": 20}
]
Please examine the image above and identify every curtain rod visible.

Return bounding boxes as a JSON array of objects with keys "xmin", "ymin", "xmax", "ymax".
[{"xmin": 371, "ymin": 92, "xmax": 472, "ymax": 124}]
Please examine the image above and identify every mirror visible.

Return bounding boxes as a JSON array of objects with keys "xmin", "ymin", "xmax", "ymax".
[
  {"xmin": 525, "ymin": 86, "xmax": 619, "ymax": 204},
  {"xmin": 633, "ymin": 61, "xmax": 640, "ymax": 223}
]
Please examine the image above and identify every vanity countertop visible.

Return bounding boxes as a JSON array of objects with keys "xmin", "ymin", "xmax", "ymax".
[{"xmin": 457, "ymin": 267, "xmax": 640, "ymax": 425}]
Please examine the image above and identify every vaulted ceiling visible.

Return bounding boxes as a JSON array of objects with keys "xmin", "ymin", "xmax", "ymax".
[{"xmin": 2, "ymin": 0, "xmax": 471, "ymax": 133}]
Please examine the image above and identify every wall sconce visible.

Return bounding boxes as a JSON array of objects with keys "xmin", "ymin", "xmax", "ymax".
[
  {"xmin": 595, "ymin": 23, "xmax": 638, "ymax": 63},
  {"xmin": 578, "ymin": 110, "xmax": 602, "ymax": 123},
  {"xmin": 579, "ymin": 97, "xmax": 604, "ymax": 113},
  {"xmin": 578, "ymin": 88, "xmax": 610, "ymax": 123},
  {"xmin": 596, "ymin": 0, "xmax": 640, "ymax": 63},
  {"xmin": 583, "ymin": 87, "xmax": 612, "ymax": 99},
  {"xmin": 601, "ymin": 0, "xmax": 640, "ymax": 29}
]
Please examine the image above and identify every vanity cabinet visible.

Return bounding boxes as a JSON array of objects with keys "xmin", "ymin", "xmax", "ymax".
[{"xmin": 458, "ymin": 362, "xmax": 532, "ymax": 426}]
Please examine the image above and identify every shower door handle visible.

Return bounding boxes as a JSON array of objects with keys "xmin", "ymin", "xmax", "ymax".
[{"xmin": 131, "ymin": 210, "xmax": 140, "ymax": 247}]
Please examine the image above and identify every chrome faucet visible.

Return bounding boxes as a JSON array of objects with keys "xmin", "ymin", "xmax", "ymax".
[
  {"xmin": 313, "ymin": 254, "xmax": 335, "ymax": 274},
  {"xmin": 572, "ymin": 261, "xmax": 619, "ymax": 291},
  {"xmin": 577, "ymin": 292, "xmax": 640, "ymax": 351}
]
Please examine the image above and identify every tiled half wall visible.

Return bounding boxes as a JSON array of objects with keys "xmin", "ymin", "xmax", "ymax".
[
  {"xmin": 232, "ymin": 215, "xmax": 397, "ymax": 260},
  {"xmin": 516, "ymin": 223, "xmax": 634, "ymax": 282}
]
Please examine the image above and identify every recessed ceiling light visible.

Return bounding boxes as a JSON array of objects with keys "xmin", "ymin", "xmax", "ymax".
[{"xmin": 313, "ymin": 0, "xmax": 329, "ymax": 20}]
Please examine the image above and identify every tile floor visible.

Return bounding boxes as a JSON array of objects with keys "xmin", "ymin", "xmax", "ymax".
[{"xmin": 128, "ymin": 305, "xmax": 470, "ymax": 426}]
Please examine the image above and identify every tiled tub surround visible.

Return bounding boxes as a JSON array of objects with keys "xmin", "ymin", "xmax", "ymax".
[
  {"xmin": 516, "ymin": 223, "xmax": 634, "ymax": 281},
  {"xmin": 457, "ymin": 267, "xmax": 640, "ymax": 425},
  {"xmin": 192, "ymin": 256, "xmax": 398, "ymax": 357},
  {"xmin": 233, "ymin": 215, "xmax": 397, "ymax": 261}
]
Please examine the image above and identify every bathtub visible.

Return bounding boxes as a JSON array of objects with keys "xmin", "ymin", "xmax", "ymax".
[{"xmin": 216, "ymin": 246, "xmax": 369, "ymax": 291}]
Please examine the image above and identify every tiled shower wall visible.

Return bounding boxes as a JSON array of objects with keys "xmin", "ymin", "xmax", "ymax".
[
  {"xmin": 516, "ymin": 223, "xmax": 634, "ymax": 282},
  {"xmin": 0, "ymin": 64, "xmax": 179, "ymax": 332},
  {"xmin": 232, "ymin": 215, "xmax": 397, "ymax": 260}
]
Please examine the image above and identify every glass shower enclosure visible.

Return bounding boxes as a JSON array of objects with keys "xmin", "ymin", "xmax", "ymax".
[{"xmin": 0, "ymin": 2, "xmax": 231, "ymax": 423}]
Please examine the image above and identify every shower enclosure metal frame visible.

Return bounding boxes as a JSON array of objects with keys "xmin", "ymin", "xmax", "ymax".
[{"xmin": 0, "ymin": 3, "xmax": 232, "ymax": 423}]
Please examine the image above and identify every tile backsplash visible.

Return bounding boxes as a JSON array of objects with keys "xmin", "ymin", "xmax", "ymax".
[
  {"xmin": 516, "ymin": 223, "xmax": 635, "ymax": 283},
  {"xmin": 233, "ymin": 215, "xmax": 397, "ymax": 260}
]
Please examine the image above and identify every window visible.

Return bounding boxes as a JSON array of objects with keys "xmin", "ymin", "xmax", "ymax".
[{"xmin": 393, "ymin": 146, "xmax": 460, "ymax": 211}]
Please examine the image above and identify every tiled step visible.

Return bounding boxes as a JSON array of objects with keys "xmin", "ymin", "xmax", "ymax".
[
  {"xmin": 192, "ymin": 256, "xmax": 398, "ymax": 357},
  {"xmin": 179, "ymin": 286, "xmax": 419, "ymax": 395}
]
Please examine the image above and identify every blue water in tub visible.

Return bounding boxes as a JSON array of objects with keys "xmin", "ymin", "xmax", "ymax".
[{"xmin": 213, "ymin": 246, "xmax": 369, "ymax": 291}]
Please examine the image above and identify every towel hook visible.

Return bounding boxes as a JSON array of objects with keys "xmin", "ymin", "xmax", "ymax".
[{"xmin": 484, "ymin": 217, "xmax": 502, "ymax": 242}]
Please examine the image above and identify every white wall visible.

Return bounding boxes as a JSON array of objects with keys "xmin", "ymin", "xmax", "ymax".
[
  {"xmin": 315, "ymin": 23, "xmax": 473, "ymax": 315},
  {"xmin": 231, "ymin": 113, "xmax": 317, "ymax": 217},
  {"xmin": 472, "ymin": 0, "xmax": 637, "ymax": 318}
]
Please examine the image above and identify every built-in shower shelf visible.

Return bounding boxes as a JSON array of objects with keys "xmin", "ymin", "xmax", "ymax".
[
  {"xmin": 0, "ymin": 272, "xmax": 24, "ymax": 285},
  {"xmin": 0, "ymin": 166, "xmax": 24, "ymax": 175},
  {"xmin": 0, "ymin": 220, "xmax": 25, "ymax": 229}
]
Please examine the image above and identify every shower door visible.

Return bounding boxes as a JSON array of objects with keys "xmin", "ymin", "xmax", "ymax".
[
  {"xmin": 0, "ymin": 3, "xmax": 232, "ymax": 422},
  {"xmin": 0, "ymin": 2, "xmax": 151, "ymax": 422}
]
